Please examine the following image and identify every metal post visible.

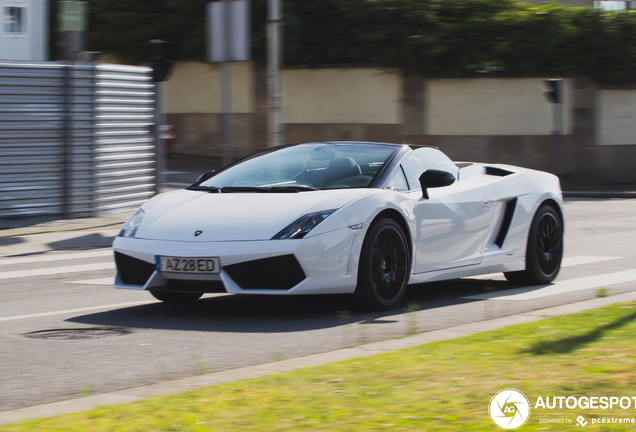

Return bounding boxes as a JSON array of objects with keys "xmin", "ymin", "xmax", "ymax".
[
  {"xmin": 268, "ymin": 0, "xmax": 284, "ymax": 147},
  {"xmin": 62, "ymin": 61, "xmax": 71, "ymax": 218},
  {"xmin": 89, "ymin": 59, "xmax": 97, "ymax": 216},
  {"xmin": 221, "ymin": 0, "xmax": 233, "ymax": 167},
  {"xmin": 553, "ymin": 100, "xmax": 564, "ymax": 178},
  {"xmin": 154, "ymin": 82, "xmax": 164, "ymax": 195},
  {"xmin": 221, "ymin": 62, "xmax": 233, "ymax": 167}
]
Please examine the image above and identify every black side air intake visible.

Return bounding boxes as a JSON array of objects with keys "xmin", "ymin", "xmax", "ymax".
[
  {"xmin": 494, "ymin": 198, "xmax": 517, "ymax": 248},
  {"xmin": 485, "ymin": 166, "xmax": 514, "ymax": 177},
  {"xmin": 114, "ymin": 252, "xmax": 156, "ymax": 286},
  {"xmin": 224, "ymin": 254, "xmax": 306, "ymax": 290}
]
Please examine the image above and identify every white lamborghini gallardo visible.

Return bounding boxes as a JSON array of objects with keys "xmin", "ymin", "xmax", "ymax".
[{"xmin": 113, "ymin": 142, "xmax": 564, "ymax": 310}]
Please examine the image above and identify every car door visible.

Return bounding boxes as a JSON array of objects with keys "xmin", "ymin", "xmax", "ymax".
[{"xmin": 401, "ymin": 148, "xmax": 496, "ymax": 273}]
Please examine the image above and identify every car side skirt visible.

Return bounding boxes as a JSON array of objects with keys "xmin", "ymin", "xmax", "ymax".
[{"xmin": 407, "ymin": 257, "xmax": 524, "ymax": 285}]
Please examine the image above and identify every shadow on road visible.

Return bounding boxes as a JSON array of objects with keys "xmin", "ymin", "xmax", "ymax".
[
  {"xmin": 46, "ymin": 233, "xmax": 115, "ymax": 250},
  {"xmin": 0, "ymin": 237, "xmax": 25, "ymax": 247},
  {"xmin": 67, "ymin": 278, "xmax": 524, "ymax": 333}
]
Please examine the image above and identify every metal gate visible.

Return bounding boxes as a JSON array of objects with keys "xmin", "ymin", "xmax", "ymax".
[{"xmin": 0, "ymin": 61, "xmax": 155, "ymax": 219}]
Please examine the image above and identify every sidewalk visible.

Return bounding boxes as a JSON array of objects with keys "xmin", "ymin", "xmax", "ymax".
[
  {"xmin": 561, "ymin": 181, "xmax": 636, "ymax": 199},
  {"xmin": 0, "ymin": 211, "xmax": 132, "ymax": 257},
  {"xmin": 0, "ymin": 210, "xmax": 132, "ymax": 238}
]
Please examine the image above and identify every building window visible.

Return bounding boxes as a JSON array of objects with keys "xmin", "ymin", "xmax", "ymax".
[{"xmin": 4, "ymin": 5, "xmax": 27, "ymax": 34}]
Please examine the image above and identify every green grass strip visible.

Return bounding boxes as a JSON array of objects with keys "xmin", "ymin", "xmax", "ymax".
[{"xmin": 4, "ymin": 301, "xmax": 636, "ymax": 431}]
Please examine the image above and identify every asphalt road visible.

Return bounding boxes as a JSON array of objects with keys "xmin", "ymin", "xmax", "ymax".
[{"xmin": 1, "ymin": 198, "xmax": 636, "ymax": 413}]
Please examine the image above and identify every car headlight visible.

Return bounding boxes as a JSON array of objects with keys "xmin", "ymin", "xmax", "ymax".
[
  {"xmin": 119, "ymin": 208, "xmax": 145, "ymax": 238},
  {"xmin": 272, "ymin": 209, "xmax": 337, "ymax": 240}
]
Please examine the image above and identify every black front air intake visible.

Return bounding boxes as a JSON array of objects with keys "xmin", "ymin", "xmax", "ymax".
[
  {"xmin": 114, "ymin": 252, "xmax": 156, "ymax": 286},
  {"xmin": 224, "ymin": 254, "xmax": 306, "ymax": 290}
]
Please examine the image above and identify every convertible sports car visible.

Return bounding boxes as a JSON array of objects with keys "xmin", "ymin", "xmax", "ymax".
[{"xmin": 113, "ymin": 141, "xmax": 564, "ymax": 310}]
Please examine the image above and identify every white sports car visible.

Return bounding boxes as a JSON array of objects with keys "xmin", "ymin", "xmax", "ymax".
[{"xmin": 113, "ymin": 142, "xmax": 564, "ymax": 310}]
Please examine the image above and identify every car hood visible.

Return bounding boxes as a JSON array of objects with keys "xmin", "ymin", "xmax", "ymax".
[{"xmin": 135, "ymin": 189, "xmax": 371, "ymax": 241}]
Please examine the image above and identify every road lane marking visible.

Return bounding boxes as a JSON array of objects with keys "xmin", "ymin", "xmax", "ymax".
[
  {"xmin": 463, "ymin": 256, "xmax": 623, "ymax": 280},
  {"xmin": 0, "ymin": 294, "xmax": 229, "ymax": 323},
  {"xmin": 0, "ymin": 262, "xmax": 115, "ymax": 280},
  {"xmin": 0, "ymin": 301, "xmax": 156, "ymax": 322},
  {"xmin": 463, "ymin": 269, "xmax": 636, "ymax": 301},
  {"xmin": 561, "ymin": 256, "xmax": 624, "ymax": 267},
  {"xmin": 67, "ymin": 277, "xmax": 114, "ymax": 285},
  {"xmin": 0, "ymin": 250, "xmax": 113, "ymax": 266}
]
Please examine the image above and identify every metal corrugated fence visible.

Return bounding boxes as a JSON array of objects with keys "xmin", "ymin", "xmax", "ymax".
[
  {"xmin": 95, "ymin": 64, "xmax": 155, "ymax": 214},
  {"xmin": 0, "ymin": 61, "xmax": 155, "ymax": 219}
]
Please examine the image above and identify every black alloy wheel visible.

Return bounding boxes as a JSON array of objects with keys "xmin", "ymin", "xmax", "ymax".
[
  {"xmin": 356, "ymin": 218, "xmax": 410, "ymax": 311},
  {"xmin": 149, "ymin": 290, "xmax": 203, "ymax": 303},
  {"xmin": 505, "ymin": 204, "xmax": 563, "ymax": 285}
]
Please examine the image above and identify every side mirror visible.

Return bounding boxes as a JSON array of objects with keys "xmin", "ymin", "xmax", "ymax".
[
  {"xmin": 196, "ymin": 170, "xmax": 216, "ymax": 183},
  {"xmin": 419, "ymin": 169, "xmax": 455, "ymax": 199}
]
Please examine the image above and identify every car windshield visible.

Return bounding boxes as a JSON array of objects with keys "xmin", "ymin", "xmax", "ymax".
[{"xmin": 196, "ymin": 143, "xmax": 399, "ymax": 191}]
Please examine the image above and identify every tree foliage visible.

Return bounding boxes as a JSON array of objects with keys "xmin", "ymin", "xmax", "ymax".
[{"xmin": 66, "ymin": 0, "xmax": 636, "ymax": 84}]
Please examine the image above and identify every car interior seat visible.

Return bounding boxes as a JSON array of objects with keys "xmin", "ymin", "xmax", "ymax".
[{"xmin": 315, "ymin": 157, "xmax": 361, "ymax": 188}]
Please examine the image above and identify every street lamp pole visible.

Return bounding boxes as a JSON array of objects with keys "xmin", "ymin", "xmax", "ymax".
[
  {"xmin": 267, "ymin": 0, "xmax": 283, "ymax": 147},
  {"xmin": 544, "ymin": 79, "xmax": 564, "ymax": 178},
  {"xmin": 221, "ymin": 0, "xmax": 233, "ymax": 167}
]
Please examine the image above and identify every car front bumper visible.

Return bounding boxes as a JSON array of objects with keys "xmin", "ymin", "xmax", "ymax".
[{"xmin": 112, "ymin": 226, "xmax": 365, "ymax": 295}]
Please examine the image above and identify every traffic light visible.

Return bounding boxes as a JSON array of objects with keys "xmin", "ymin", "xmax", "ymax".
[
  {"xmin": 149, "ymin": 40, "xmax": 173, "ymax": 82},
  {"xmin": 544, "ymin": 79, "xmax": 562, "ymax": 104}
]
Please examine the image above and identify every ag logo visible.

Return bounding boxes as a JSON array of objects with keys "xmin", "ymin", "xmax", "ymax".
[{"xmin": 488, "ymin": 388, "xmax": 531, "ymax": 430}]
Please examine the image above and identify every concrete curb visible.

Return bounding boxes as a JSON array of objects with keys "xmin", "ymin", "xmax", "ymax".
[{"xmin": 2, "ymin": 290, "xmax": 636, "ymax": 426}]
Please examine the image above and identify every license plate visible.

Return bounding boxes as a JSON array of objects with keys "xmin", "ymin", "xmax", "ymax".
[{"xmin": 157, "ymin": 256, "xmax": 220, "ymax": 274}]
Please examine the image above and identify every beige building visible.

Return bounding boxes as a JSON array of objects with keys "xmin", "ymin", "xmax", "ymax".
[{"xmin": 162, "ymin": 61, "xmax": 636, "ymax": 184}]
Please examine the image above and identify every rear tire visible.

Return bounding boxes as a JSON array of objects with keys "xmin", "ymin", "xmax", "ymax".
[
  {"xmin": 149, "ymin": 290, "xmax": 203, "ymax": 303},
  {"xmin": 355, "ymin": 218, "xmax": 410, "ymax": 311},
  {"xmin": 504, "ymin": 204, "xmax": 563, "ymax": 285}
]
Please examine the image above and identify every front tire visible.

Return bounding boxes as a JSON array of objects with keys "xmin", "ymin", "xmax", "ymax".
[
  {"xmin": 355, "ymin": 218, "xmax": 410, "ymax": 311},
  {"xmin": 505, "ymin": 204, "xmax": 563, "ymax": 285},
  {"xmin": 149, "ymin": 290, "xmax": 203, "ymax": 303}
]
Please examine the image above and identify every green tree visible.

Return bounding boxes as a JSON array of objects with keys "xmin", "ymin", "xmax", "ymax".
[{"xmin": 48, "ymin": 0, "xmax": 636, "ymax": 84}]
